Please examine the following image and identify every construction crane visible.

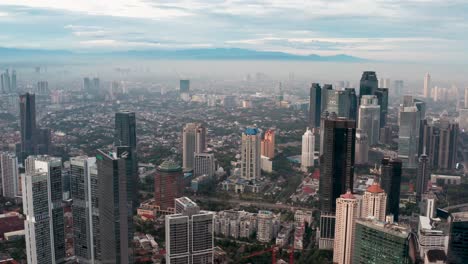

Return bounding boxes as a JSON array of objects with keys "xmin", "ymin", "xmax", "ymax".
[{"xmin": 242, "ymin": 246, "xmax": 295, "ymax": 264}]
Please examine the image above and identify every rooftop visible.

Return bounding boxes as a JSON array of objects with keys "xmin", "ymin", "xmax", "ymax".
[
  {"xmin": 367, "ymin": 183, "xmax": 384, "ymax": 193},
  {"xmin": 244, "ymin": 127, "xmax": 259, "ymax": 135},
  {"xmin": 158, "ymin": 160, "xmax": 182, "ymax": 172}
]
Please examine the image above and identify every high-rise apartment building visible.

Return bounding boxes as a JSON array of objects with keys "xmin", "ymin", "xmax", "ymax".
[
  {"xmin": 260, "ymin": 129, "xmax": 275, "ymax": 159},
  {"xmin": 165, "ymin": 197, "xmax": 214, "ymax": 264},
  {"xmin": 353, "ymin": 218, "xmax": 410, "ymax": 264},
  {"xmin": 358, "ymin": 95, "xmax": 380, "ymax": 146},
  {"xmin": 96, "ymin": 150, "xmax": 133, "ymax": 264},
  {"xmin": 359, "ymin": 71, "xmax": 378, "ymax": 99},
  {"xmin": 398, "ymin": 104, "xmax": 422, "ymax": 168},
  {"xmin": 380, "ymin": 158, "xmax": 402, "ymax": 221},
  {"xmin": 301, "ymin": 127, "xmax": 315, "ymax": 172},
  {"xmin": 154, "ymin": 160, "xmax": 184, "ymax": 212},
  {"xmin": 0, "ymin": 152, "xmax": 19, "ymax": 198},
  {"xmin": 448, "ymin": 212, "xmax": 468, "ymax": 263},
  {"xmin": 240, "ymin": 127, "xmax": 261, "ymax": 181},
  {"xmin": 19, "ymin": 93, "xmax": 37, "ymax": 162},
  {"xmin": 424, "ymin": 73, "xmax": 431, "ymax": 98},
  {"xmin": 193, "ymin": 153, "xmax": 216, "ymax": 177},
  {"xmin": 183, "ymin": 123, "xmax": 206, "ymax": 171},
  {"xmin": 70, "ymin": 156, "xmax": 97, "ymax": 263},
  {"xmin": 361, "ymin": 183, "xmax": 387, "ymax": 221},
  {"xmin": 23, "ymin": 156, "xmax": 65, "ymax": 264},
  {"xmin": 416, "ymin": 154, "xmax": 430, "ymax": 202},
  {"xmin": 333, "ymin": 190, "xmax": 359, "ymax": 264},
  {"xmin": 309, "ymin": 83, "xmax": 322, "ymax": 128},
  {"xmin": 355, "ymin": 129, "xmax": 369, "ymax": 165},
  {"xmin": 115, "ymin": 111, "xmax": 137, "ymax": 150}
]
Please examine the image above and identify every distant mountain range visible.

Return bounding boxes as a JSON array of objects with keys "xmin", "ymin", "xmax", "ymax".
[{"xmin": 0, "ymin": 47, "xmax": 367, "ymax": 62}]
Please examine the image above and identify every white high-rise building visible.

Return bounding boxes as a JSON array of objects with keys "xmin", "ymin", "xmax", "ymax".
[
  {"xmin": 398, "ymin": 105, "xmax": 422, "ymax": 168},
  {"xmin": 333, "ymin": 190, "xmax": 359, "ymax": 264},
  {"xmin": 256, "ymin": 210, "xmax": 279, "ymax": 243},
  {"xmin": 241, "ymin": 127, "xmax": 261, "ymax": 181},
  {"xmin": 358, "ymin": 95, "xmax": 380, "ymax": 146},
  {"xmin": 166, "ymin": 197, "xmax": 214, "ymax": 264},
  {"xmin": 23, "ymin": 156, "xmax": 65, "ymax": 264},
  {"xmin": 0, "ymin": 152, "xmax": 19, "ymax": 198},
  {"xmin": 193, "ymin": 153, "xmax": 216, "ymax": 177},
  {"xmin": 301, "ymin": 127, "xmax": 315, "ymax": 172},
  {"xmin": 361, "ymin": 183, "xmax": 387, "ymax": 222},
  {"xmin": 424, "ymin": 73, "xmax": 431, "ymax": 98},
  {"xmin": 183, "ymin": 123, "xmax": 206, "ymax": 171}
]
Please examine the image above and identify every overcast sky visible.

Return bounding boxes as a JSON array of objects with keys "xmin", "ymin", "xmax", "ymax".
[{"xmin": 0, "ymin": 0, "xmax": 467, "ymax": 63}]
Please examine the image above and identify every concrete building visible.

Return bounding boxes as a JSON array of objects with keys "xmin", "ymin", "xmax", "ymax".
[
  {"xmin": 260, "ymin": 129, "xmax": 275, "ymax": 159},
  {"xmin": 362, "ymin": 183, "xmax": 387, "ymax": 222},
  {"xmin": 294, "ymin": 210, "xmax": 312, "ymax": 226},
  {"xmin": 240, "ymin": 127, "xmax": 261, "ymax": 181},
  {"xmin": 418, "ymin": 216, "xmax": 449, "ymax": 260},
  {"xmin": 260, "ymin": 156, "xmax": 273, "ymax": 173},
  {"xmin": 355, "ymin": 129, "xmax": 369, "ymax": 165},
  {"xmin": 213, "ymin": 210, "xmax": 256, "ymax": 239},
  {"xmin": 301, "ymin": 127, "xmax": 315, "ymax": 172},
  {"xmin": 256, "ymin": 210, "xmax": 280, "ymax": 243},
  {"xmin": 398, "ymin": 104, "xmax": 422, "ymax": 168},
  {"xmin": 165, "ymin": 197, "xmax": 214, "ymax": 264},
  {"xmin": 333, "ymin": 191, "xmax": 359, "ymax": 264},
  {"xmin": 358, "ymin": 95, "xmax": 380, "ymax": 146},
  {"xmin": 424, "ymin": 73, "xmax": 431, "ymax": 98},
  {"xmin": 154, "ymin": 160, "xmax": 184, "ymax": 213},
  {"xmin": 193, "ymin": 153, "xmax": 216, "ymax": 177},
  {"xmin": 0, "ymin": 152, "xmax": 19, "ymax": 198},
  {"xmin": 183, "ymin": 123, "xmax": 206, "ymax": 171}
]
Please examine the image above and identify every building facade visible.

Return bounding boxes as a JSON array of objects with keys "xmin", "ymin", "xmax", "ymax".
[
  {"xmin": 193, "ymin": 153, "xmax": 216, "ymax": 177},
  {"xmin": 358, "ymin": 95, "xmax": 380, "ymax": 146},
  {"xmin": 301, "ymin": 127, "xmax": 315, "ymax": 172},
  {"xmin": 380, "ymin": 158, "xmax": 403, "ymax": 222},
  {"xmin": 0, "ymin": 152, "xmax": 19, "ymax": 198},
  {"xmin": 260, "ymin": 129, "xmax": 275, "ymax": 159},
  {"xmin": 333, "ymin": 191, "xmax": 359, "ymax": 264},
  {"xmin": 361, "ymin": 183, "xmax": 387, "ymax": 221},
  {"xmin": 154, "ymin": 160, "xmax": 184, "ymax": 212},
  {"xmin": 240, "ymin": 127, "xmax": 261, "ymax": 181},
  {"xmin": 309, "ymin": 83, "xmax": 322, "ymax": 128},
  {"xmin": 183, "ymin": 123, "xmax": 206, "ymax": 171}
]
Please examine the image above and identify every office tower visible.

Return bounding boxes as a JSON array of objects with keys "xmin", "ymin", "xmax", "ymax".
[
  {"xmin": 380, "ymin": 158, "xmax": 403, "ymax": 221},
  {"xmin": 301, "ymin": 127, "xmax": 315, "ymax": 172},
  {"xmin": 358, "ymin": 95, "xmax": 380, "ymax": 146},
  {"xmin": 333, "ymin": 190, "xmax": 359, "ymax": 264},
  {"xmin": 166, "ymin": 197, "xmax": 214, "ymax": 264},
  {"xmin": 448, "ymin": 212, "xmax": 468, "ymax": 263},
  {"xmin": 424, "ymin": 73, "xmax": 431, "ymax": 98},
  {"xmin": 419, "ymin": 119, "xmax": 459, "ymax": 170},
  {"xmin": 36, "ymin": 128, "xmax": 51, "ymax": 155},
  {"xmin": 362, "ymin": 183, "xmax": 387, "ymax": 221},
  {"xmin": 0, "ymin": 152, "xmax": 19, "ymax": 198},
  {"xmin": 92, "ymin": 78, "xmax": 100, "ymax": 90},
  {"xmin": 115, "ymin": 111, "xmax": 137, "ymax": 150},
  {"xmin": 319, "ymin": 213, "xmax": 336, "ymax": 249},
  {"xmin": 359, "ymin": 71, "xmax": 378, "ymax": 99},
  {"xmin": 379, "ymin": 78, "xmax": 390, "ymax": 89},
  {"xmin": 183, "ymin": 123, "xmax": 206, "ymax": 171},
  {"xmin": 355, "ymin": 129, "xmax": 369, "ymax": 164},
  {"xmin": 257, "ymin": 210, "xmax": 278, "ymax": 243},
  {"xmin": 465, "ymin": 87, "xmax": 468, "ymax": 108},
  {"xmin": 345, "ymin": 88, "xmax": 358, "ymax": 121},
  {"xmin": 240, "ymin": 127, "xmax": 261, "ymax": 181},
  {"xmin": 353, "ymin": 218, "xmax": 410, "ymax": 264},
  {"xmin": 194, "ymin": 153, "xmax": 216, "ymax": 177},
  {"xmin": 321, "ymin": 84, "xmax": 333, "ymax": 112},
  {"xmin": 414, "ymin": 99, "xmax": 426, "ymax": 119},
  {"xmin": 11, "ymin": 70, "xmax": 16, "ymax": 91},
  {"xmin": 323, "ymin": 89, "xmax": 356, "ymax": 119},
  {"xmin": 180, "ymin": 79, "xmax": 190, "ymax": 93},
  {"xmin": 24, "ymin": 156, "xmax": 65, "ymax": 264},
  {"xmin": 261, "ymin": 129, "xmax": 275, "ymax": 159},
  {"xmin": 37, "ymin": 81, "xmax": 48, "ymax": 94},
  {"xmin": 70, "ymin": 156, "xmax": 97, "ymax": 263},
  {"xmin": 96, "ymin": 150, "xmax": 133, "ymax": 264},
  {"xmin": 309, "ymin": 83, "xmax": 322, "ymax": 128},
  {"xmin": 416, "ymin": 154, "xmax": 430, "ymax": 202},
  {"xmin": 394, "ymin": 80, "xmax": 404, "ymax": 97},
  {"xmin": 398, "ymin": 105, "xmax": 422, "ymax": 168},
  {"xmin": 319, "ymin": 117, "xmax": 356, "ymax": 213},
  {"xmin": 374, "ymin": 88, "xmax": 389, "ymax": 128},
  {"xmin": 154, "ymin": 160, "xmax": 183, "ymax": 212},
  {"xmin": 19, "ymin": 93, "xmax": 37, "ymax": 162}
]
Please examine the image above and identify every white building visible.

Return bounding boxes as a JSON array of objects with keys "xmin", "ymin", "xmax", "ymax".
[
  {"xmin": 424, "ymin": 73, "xmax": 431, "ymax": 98},
  {"xmin": 418, "ymin": 216, "xmax": 449, "ymax": 260},
  {"xmin": 183, "ymin": 123, "xmax": 206, "ymax": 171},
  {"xmin": 301, "ymin": 127, "xmax": 315, "ymax": 172},
  {"xmin": 358, "ymin": 95, "xmax": 380, "ymax": 146},
  {"xmin": 241, "ymin": 127, "xmax": 261, "ymax": 181},
  {"xmin": 361, "ymin": 183, "xmax": 387, "ymax": 222},
  {"xmin": 0, "ymin": 152, "xmax": 19, "ymax": 198},
  {"xmin": 333, "ymin": 191, "xmax": 359, "ymax": 264},
  {"xmin": 294, "ymin": 210, "xmax": 312, "ymax": 226},
  {"xmin": 261, "ymin": 155, "xmax": 273, "ymax": 173},
  {"xmin": 194, "ymin": 153, "xmax": 216, "ymax": 177},
  {"xmin": 256, "ymin": 210, "xmax": 280, "ymax": 243},
  {"xmin": 398, "ymin": 105, "xmax": 422, "ymax": 168}
]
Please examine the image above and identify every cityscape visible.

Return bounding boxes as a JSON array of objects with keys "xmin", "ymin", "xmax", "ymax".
[{"xmin": 0, "ymin": 1, "xmax": 468, "ymax": 264}]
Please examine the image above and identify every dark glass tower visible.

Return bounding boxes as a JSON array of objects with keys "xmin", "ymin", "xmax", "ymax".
[
  {"xmin": 319, "ymin": 116, "xmax": 356, "ymax": 213},
  {"xmin": 448, "ymin": 212, "xmax": 468, "ymax": 263},
  {"xmin": 115, "ymin": 111, "xmax": 137, "ymax": 150},
  {"xmin": 345, "ymin": 88, "xmax": 357, "ymax": 121},
  {"xmin": 19, "ymin": 93, "xmax": 37, "ymax": 162},
  {"xmin": 309, "ymin": 83, "xmax": 322, "ymax": 128},
  {"xmin": 380, "ymin": 158, "xmax": 403, "ymax": 221},
  {"xmin": 96, "ymin": 150, "xmax": 133, "ymax": 264},
  {"xmin": 416, "ymin": 154, "xmax": 430, "ymax": 202},
  {"xmin": 359, "ymin": 71, "xmax": 378, "ymax": 99},
  {"xmin": 374, "ymin": 88, "xmax": 388, "ymax": 127}
]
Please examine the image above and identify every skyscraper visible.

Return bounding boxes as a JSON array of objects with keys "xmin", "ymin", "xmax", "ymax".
[
  {"xmin": 380, "ymin": 158, "xmax": 403, "ymax": 221},
  {"xmin": 398, "ymin": 105, "xmax": 422, "ymax": 168},
  {"xmin": 180, "ymin": 79, "xmax": 190, "ymax": 93},
  {"xmin": 345, "ymin": 88, "xmax": 358, "ymax": 121},
  {"xmin": 165, "ymin": 197, "xmax": 214, "ymax": 264},
  {"xmin": 319, "ymin": 117, "xmax": 356, "ymax": 213},
  {"xmin": 19, "ymin": 93, "xmax": 37, "ymax": 162},
  {"xmin": 154, "ymin": 160, "xmax": 184, "ymax": 212},
  {"xmin": 24, "ymin": 156, "xmax": 65, "ymax": 264},
  {"xmin": 260, "ymin": 129, "xmax": 275, "ymax": 159},
  {"xmin": 355, "ymin": 129, "xmax": 369, "ymax": 165},
  {"xmin": 301, "ymin": 127, "xmax": 315, "ymax": 172},
  {"xmin": 358, "ymin": 95, "xmax": 381, "ymax": 146},
  {"xmin": 359, "ymin": 71, "xmax": 378, "ymax": 99},
  {"xmin": 183, "ymin": 123, "xmax": 206, "ymax": 171},
  {"xmin": 353, "ymin": 218, "xmax": 410, "ymax": 264},
  {"xmin": 321, "ymin": 84, "xmax": 333, "ymax": 112},
  {"xmin": 70, "ymin": 156, "xmax": 97, "ymax": 263},
  {"xmin": 416, "ymin": 154, "xmax": 430, "ymax": 202},
  {"xmin": 193, "ymin": 153, "xmax": 216, "ymax": 177},
  {"xmin": 0, "ymin": 152, "xmax": 19, "ymax": 198},
  {"xmin": 115, "ymin": 111, "xmax": 137, "ymax": 150},
  {"xmin": 11, "ymin": 70, "xmax": 16, "ymax": 92},
  {"xmin": 448, "ymin": 212, "xmax": 468, "ymax": 263},
  {"xmin": 333, "ymin": 190, "xmax": 359, "ymax": 264},
  {"xmin": 424, "ymin": 73, "xmax": 431, "ymax": 98},
  {"xmin": 374, "ymin": 88, "xmax": 389, "ymax": 128},
  {"xmin": 465, "ymin": 87, "xmax": 468, "ymax": 109},
  {"xmin": 362, "ymin": 183, "xmax": 387, "ymax": 221},
  {"xmin": 309, "ymin": 83, "xmax": 322, "ymax": 128},
  {"xmin": 96, "ymin": 150, "xmax": 133, "ymax": 264},
  {"xmin": 241, "ymin": 127, "xmax": 261, "ymax": 181}
]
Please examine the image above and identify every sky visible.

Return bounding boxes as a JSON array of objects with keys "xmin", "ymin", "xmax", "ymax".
[{"xmin": 0, "ymin": 0, "xmax": 467, "ymax": 63}]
